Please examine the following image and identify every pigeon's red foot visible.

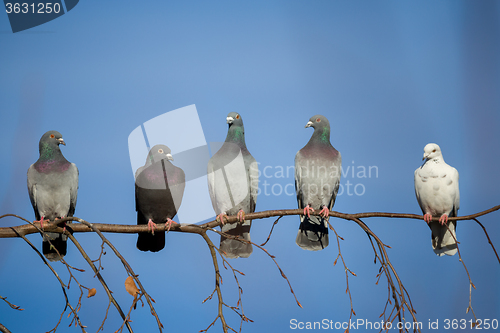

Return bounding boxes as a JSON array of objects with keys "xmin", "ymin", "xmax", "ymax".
[
  {"xmin": 439, "ymin": 214, "xmax": 449, "ymax": 225},
  {"xmin": 319, "ymin": 206, "xmax": 329, "ymax": 218},
  {"xmin": 147, "ymin": 219, "xmax": 157, "ymax": 235},
  {"xmin": 237, "ymin": 209, "xmax": 245, "ymax": 222},
  {"xmin": 423, "ymin": 213, "xmax": 432, "ymax": 223},
  {"xmin": 54, "ymin": 217, "xmax": 68, "ymax": 233},
  {"xmin": 34, "ymin": 216, "xmax": 48, "ymax": 229},
  {"xmin": 165, "ymin": 218, "xmax": 178, "ymax": 232},
  {"xmin": 216, "ymin": 213, "xmax": 228, "ymax": 225},
  {"xmin": 303, "ymin": 205, "xmax": 315, "ymax": 218}
]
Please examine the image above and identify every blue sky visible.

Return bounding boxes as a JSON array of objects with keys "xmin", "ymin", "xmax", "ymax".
[{"xmin": 1, "ymin": 1, "xmax": 499, "ymax": 332}]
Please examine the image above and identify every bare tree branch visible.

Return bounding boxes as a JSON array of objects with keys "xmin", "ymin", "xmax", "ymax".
[
  {"xmin": 0, "ymin": 204, "xmax": 498, "ymax": 333},
  {"xmin": 0, "ymin": 323, "xmax": 12, "ymax": 333},
  {"xmin": 1, "ymin": 205, "xmax": 498, "ymax": 238}
]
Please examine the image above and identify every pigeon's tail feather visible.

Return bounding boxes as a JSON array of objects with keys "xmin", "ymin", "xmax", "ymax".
[
  {"xmin": 431, "ymin": 221, "xmax": 457, "ymax": 256},
  {"xmin": 220, "ymin": 220, "xmax": 252, "ymax": 259},
  {"xmin": 137, "ymin": 232, "xmax": 165, "ymax": 253},
  {"xmin": 42, "ymin": 232, "xmax": 67, "ymax": 261},
  {"xmin": 296, "ymin": 216, "xmax": 329, "ymax": 251}
]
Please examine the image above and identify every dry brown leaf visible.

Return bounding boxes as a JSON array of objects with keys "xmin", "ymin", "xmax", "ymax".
[
  {"xmin": 125, "ymin": 276, "xmax": 140, "ymax": 297},
  {"xmin": 87, "ymin": 288, "xmax": 97, "ymax": 298}
]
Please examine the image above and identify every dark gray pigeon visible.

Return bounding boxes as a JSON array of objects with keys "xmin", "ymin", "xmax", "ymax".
[
  {"xmin": 295, "ymin": 115, "xmax": 342, "ymax": 251},
  {"xmin": 414, "ymin": 143, "xmax": 459, "ymax": 256},
  {"xmin": 207, "ymin": 112, "xmax": 259, "ymax": 258},
  {"xmin": 135, "ymin": 144, "xmax": 185, "ymax": 252},
  {"xmin": 27, "ymin": 130, "xmax": 78, "ymax": 261}
]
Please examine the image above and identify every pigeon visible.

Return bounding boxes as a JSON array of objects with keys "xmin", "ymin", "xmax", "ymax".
[
  {"xmin": 414, "ymin": 143, "xmax": 459, "ymax": 256},
  {"xmin": 135, "ymin": 145, "xmax": 185, "ymax": 252},
  {"xmin": 27, "ymin": 130, "xmax": 78, "ymax": 261},
  {"xmin": 295, "ymin": 115, "xmax": 342, "ymax": 251},
  {"xmin": 207, "ymin": 112, "xmax": 258, "ymax": 258}
]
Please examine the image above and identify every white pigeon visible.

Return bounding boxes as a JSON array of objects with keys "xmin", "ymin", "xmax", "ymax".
[{"xmin": 414, "ymin": 143, "xmax": 460, "ymax": 256}]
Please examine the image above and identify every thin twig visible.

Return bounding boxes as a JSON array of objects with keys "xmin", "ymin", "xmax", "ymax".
[
  {"xmin": 200, "ymin": 231, "xmax": 229, "ymax": 333},
  {"xmin": 445, "ymin": 223, "xmax": 479, "ymax": 327},
  {"xmin": 116, "ymin": 294, "xmax": 147, "ymax": 333},
  {"xmin": 350, "ymin": 217, "xmax": 418, "ymax": 332},
  {"xmin": 260, "ymin": 216, "xmax": 282, "ymax": 246},
  {"xmin": 66, "ymin": 232, "xmax": 133, "ymax": 333},
  {"xmin": 0, "ymin": 295, "xmax": 23, "ymax": 311},
  {"xmin": 329, "ymin": 224, "xmax": 356, "ymax": 327},
  {"xmin": 473, "ymin": 218, "xmax": 500, "ymax": 264},
  {"xmin": 207, "ymin": 227, "xmax": 302, "ymax": 308},
  {"xmin": 10, "ymin": 228, "xmax": 85, "ymax": 333},
  {"xmin": 72, "ymin": 218, "xmax": 163, "ymax": 332}
]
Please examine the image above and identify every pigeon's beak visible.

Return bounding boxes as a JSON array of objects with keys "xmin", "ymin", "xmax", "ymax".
[
  {"xmin": 422, "ymin": 153, "xmax": 429, "ymax": 161},
  {"xmin": 305, "ymin": 121, "xmax": 313, "ymax": 128},
  {"xmin": 166, "ymin": 153, "xmax": 174, "ymax": 161},
  {"xmin": 226, "ymin": 117, "xmax": 234, "ymax": 124},
  {"xmin": 57, "ymin": 138, "xmax": 66, "ymax": 146}
]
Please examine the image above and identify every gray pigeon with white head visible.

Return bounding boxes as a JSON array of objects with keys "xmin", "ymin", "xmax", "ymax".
[
  {"xmin": 414, "ymin": 143, "xmax": 459, "ymax": 256},
  {"xmin": 207, "ymin": 112, "xmax": 258, "ymax": 258},
  {"xmin": 295, "ymin": 115, "xmax": 342, "ymax": 251},
  {"xmin": 135, "ymin": 144, "xmax": 185, "ymax": 252},
  {"xmin": 27, "ymin": 130, "xmax": 78, "ymax": 261}
]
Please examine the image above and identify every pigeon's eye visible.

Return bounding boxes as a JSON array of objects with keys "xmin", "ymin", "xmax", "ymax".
[
  {"xmin": 432, "ymin": 149, "xmax": 436, "ymax": 153},
  {"xmin": 50, "ymin": 134, "xmax": 55, "ymax": 138},
  {"xmin": 236, "ymin": 114, "xmax": 240, "ymax": 119},
  {"xmin": 316, "ymin": 118, "xmax": 321, "ymax": 122},
  {"xmin": 158, "ymin": 149, "xmax": 163, "ymax": 154}
]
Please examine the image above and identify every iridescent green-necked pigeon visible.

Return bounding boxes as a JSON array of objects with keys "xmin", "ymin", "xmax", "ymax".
[
  {"xmin": 295, "ymin": 115, "xmax": 342, "ymax": 251},
  {"xmin": 27, "ymin": 130, "xmax": 79, "ymax": 261},
  {"xmin": 414, "ymin": 143, "xmax": 459, "ymax": 256},
  {"xmin": 207, "ymin": 112, "xmax": 259, "ymax": 258},
  {"xmin": 135, "ymin": 145, "xmax": 185, "ymax": 252}
]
